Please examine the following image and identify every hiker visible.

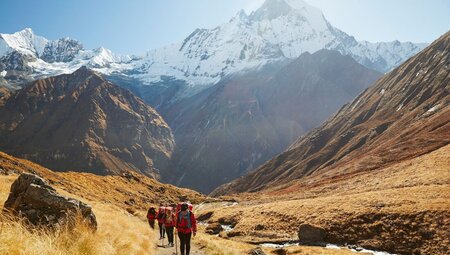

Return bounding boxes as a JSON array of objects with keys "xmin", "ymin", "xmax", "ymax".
[
  {"xmin": 157, "ymin": 205, "xmax": 166, "ymax": 239},
  {"xmin": 164, "ymin": 207, "xmax": 176, "ymax": 247},
  {"xmin": 146, "ymin": 207, "xmax": 157, "ymax": 229},
  {"xmin": 176, "ymin": 203, "xmax": 197, "ymax": 255}
]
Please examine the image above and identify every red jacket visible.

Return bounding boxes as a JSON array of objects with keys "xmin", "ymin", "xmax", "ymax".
[
  {"xmin": 176, "ymin": 211, "xmax": 197, "ymax": 234},
  {"xmin": 164, "ymin": 213, "xmax": 176, "ymax": 227},
  {"xmin": 156, "ymin": 208, "xmax": 165, "ymax": 224},
  {"xmin": 147, "ymin": 208, "xmax": 156, "ymax": 221}
]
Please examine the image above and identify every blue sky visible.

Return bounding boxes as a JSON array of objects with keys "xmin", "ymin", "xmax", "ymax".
[{"xmin": 1, "ymin": 0, "xmax": 449, "ymax": 55}]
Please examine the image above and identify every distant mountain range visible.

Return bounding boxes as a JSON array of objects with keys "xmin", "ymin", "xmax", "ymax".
[
  {"xmin": 1, "ymin": 0, "xmax": 426, "ymax": 95},
  {"xmin": 0, "ymin": 0, "xmax": 434, "ymax": 193},
  {"xmin": 213, "ymin": 30, "xmax": 450, "ymax": 195}
]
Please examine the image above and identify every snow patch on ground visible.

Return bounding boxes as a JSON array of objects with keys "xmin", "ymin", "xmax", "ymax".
[
  {"xmin": 221, "ymin": 224, "xmax": 234, "ymax": 232},
  {"xmin": 0, "ymin": 70, "xmax": 6, "ymax": 77},
  {"xmin": 427, "ymin": 104, "xmax": 440, "ymax": 113}
]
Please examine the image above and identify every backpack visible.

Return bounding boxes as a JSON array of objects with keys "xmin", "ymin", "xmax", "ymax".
[
  {"xmin": 157, "ymin": 207, "xmax": 166, "ymax": 220},
  {"xmin": 178, "ymin": 211, "xmax": 191, "ymax": 229},
  {"xmin": 165, "ymin": 209, "xmax": 173, "ymax": 223}
]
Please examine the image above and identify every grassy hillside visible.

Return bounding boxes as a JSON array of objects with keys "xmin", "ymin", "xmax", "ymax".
[
  {"xmin": 199, "ymin": 145, "xmax": 450, "ymax": 255},
  {"xmin": 0, "ymin": 151, "xmax": 387, "ymax": 255},
  {"xmin": 1, "ymin": 175, "xmax": 156, "ymax": 255}
]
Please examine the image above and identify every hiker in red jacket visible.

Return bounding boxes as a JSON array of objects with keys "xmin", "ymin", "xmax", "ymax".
[
  {"xmin": 176, "ymin": 203, "xmax": 197, "ymax": 255},
  {"xmin": 164, "ymin": 207, "xmax": 176, "ymax": 247},
  {"xmin": 146, "ymin": 207, "xmax": 157, "ymax": 229},
  {"xmin": 156, "ymin": 205, "xmax": 166, "ymax": 239}
]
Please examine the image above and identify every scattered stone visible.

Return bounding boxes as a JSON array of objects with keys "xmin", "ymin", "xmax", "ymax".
[
  {"xmin": 218, "ymin": 216, "xmax": 238, "ymax": 227},
  {"xmin": 3, "ymin": 173, "xmax": 97, "ymax": 230},
  {"xmin": 255, "ymin": 224, "xmax": 265, "ymax": 230},
  {"xmin": 248, "ymin": 247, "xmax": 266, "ymax": 255},
  {"xmin": 197, "ymin": 211, "xmax": 214, "ymax": 221},
  {"xmin": 227, "ymin": 230, "xmax": 243, "ymax": 237},
  {"xmin": 272, "ymin": 248, "xmax": 287, "ymax": 255},
  {"xmin": 206, "ymin": 222, "xmax": 223, "ymax": 235},
  {"xmin": 297, "ymin": 223, "xmax": 326, "ymax": 243}
]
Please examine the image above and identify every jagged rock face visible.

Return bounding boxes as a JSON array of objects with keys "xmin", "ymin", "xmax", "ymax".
[
  {"xmin": 41, "ymin": 38, "xmax": 83, "ymax": 63},
  {"xmin": 3, "ymin": 173, "xmax": 97, "ymax": 230},
  {"xmin": 213, "ymin": 31, "xmax": 450, "ymax": 195},
  {"xmin": 162, "ymin": 50, "xmax": 381, "ymax": 193},
  {"xmin": 0, "ymin": 51, "xmax": 34, "ymax": 72},
  {"xmin": 0, "ymin": 67, "xmax": 175, "ymax": 178},
  {"xmin": 0, "ymin": 86, "xmax": 11, "ymax": 104}
]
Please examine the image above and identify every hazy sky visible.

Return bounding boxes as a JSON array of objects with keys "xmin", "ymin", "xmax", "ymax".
[{"xmin": 1, "ymin": 0, "xmax": 449, "ymax": 55}]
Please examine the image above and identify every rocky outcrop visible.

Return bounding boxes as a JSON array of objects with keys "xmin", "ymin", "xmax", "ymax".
[
  {"xmin": 3, "ymin": 173, "xmax": 97, "ymax": 230},
  {"xmin": 41, "ymin": 38, "xmax": 83, "ymax": 63},
  {"xmin": 0, "ymin": 67, "xmax": 175, "ymax": 178},
  {"xmin": 205, "ymin": 222, "xmax": 223, "ymax": 235},
  {"xmin": 297, "ymin": 223, "xmax": 326, "ymax": 243},
  {"xmin": 248, "ymin": 247, "xmax": 266, "ymax": 255}
]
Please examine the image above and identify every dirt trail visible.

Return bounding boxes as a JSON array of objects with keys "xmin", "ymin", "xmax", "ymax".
[{"xmin": 155, "ymin": 236, "xmax": 206, "ymax": 255}]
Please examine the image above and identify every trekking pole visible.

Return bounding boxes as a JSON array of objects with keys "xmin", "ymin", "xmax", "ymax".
[{"xmin": 175, "ymin": 229, "xmax": 178, "ymax": 255}]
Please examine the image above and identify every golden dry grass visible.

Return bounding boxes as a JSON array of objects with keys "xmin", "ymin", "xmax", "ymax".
[
  {"xmin": 199, "ymin": 145, "xmax": 450, "ymax": 254},
  {"xmin": 193, "ymin": 229, "xmax": 254, "ymax": 255},
  {"xmin": 0, "ymin": 151, "xmax": 205, "ymax": 212},
  {"xmin": 0, "ymin": 176, "xmax": 156, "ymax": 255}
]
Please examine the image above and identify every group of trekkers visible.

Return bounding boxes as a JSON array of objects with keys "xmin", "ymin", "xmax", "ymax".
[{"xmin": 147, "ymin": 202, "xmax": 197, "ymax": 255}]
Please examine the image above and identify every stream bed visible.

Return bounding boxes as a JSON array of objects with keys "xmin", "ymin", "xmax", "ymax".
[{"xmin": 259, "ymin": 242, "xmax": 396, "ymax": 255}]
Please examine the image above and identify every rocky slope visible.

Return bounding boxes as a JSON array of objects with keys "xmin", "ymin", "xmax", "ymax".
[
  {"xmin": 0, "ymin": 67, "xmax": 174, "ymax": 178},
  {"xmin": 163, "ymin": 50, "xmax": 381, "ymax": 193},
  {"xmin": 213, "ymin": 30, "xmax": 450, "ymax": 195}
]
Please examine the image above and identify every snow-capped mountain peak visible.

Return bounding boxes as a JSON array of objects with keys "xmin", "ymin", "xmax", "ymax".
[
  {"xmin": 0, "ymin": 0, "xmax": 428, "ymax": 96},
  {"xmin": 230, "ymin": 9, "xmax": 248, "ymax": 23},
  {"xmin": 0, "ymin": 28, "xmax": 48, "ymax": 57}
]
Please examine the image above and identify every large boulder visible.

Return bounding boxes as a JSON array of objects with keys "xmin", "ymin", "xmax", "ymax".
[
  {"xmin": 3, "ymin": 173, "xmax": 97, "ymax": 230},
  {"xmin": 205, "ymin": 222, "xmax": 223, "ymax": 235},
  {"xmin": 297, "ymin": 223, "xmax": 326, "ymax": 243},
  {"xmin": 248, "ymin": 247, "xmax": 266, "ymax": 255}
]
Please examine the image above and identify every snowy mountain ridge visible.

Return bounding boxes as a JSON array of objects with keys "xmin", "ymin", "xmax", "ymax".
[{"xmin": 0, "ymin": 0, "xmax": 427, "ymax": 93}]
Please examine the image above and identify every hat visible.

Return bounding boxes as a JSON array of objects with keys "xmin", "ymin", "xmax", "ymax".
[{"xmin": 181, "ymin": 203, "xmax": 189, "ymax": 211}]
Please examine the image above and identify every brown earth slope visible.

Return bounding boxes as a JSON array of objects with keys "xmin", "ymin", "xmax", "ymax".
[
  {"xmin": 0, "ymin": 67, "xmax": 175, "ymax": 178},
  {"xmin": 213, "ymin": 30, "xmax": 450, "ymax": 195},
  {"xmin": 0, "ymin": 150, "xmax": 204, "ymax": 211},
  {"xmin": 163, "ymin": 50, "xmax": 381, "ymax": 193},
  {"xmin": 200, "ymin": 144, "xmax": 450, "ymax": 255}
]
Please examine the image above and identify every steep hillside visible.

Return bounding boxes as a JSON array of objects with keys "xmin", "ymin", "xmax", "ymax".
[
  {"xmin": 0, "ymin": 150, "xmax": 204, "ymax": 210},
  {"xmin": 0, "ymin": 67, "xmax": 174, "ymax": 178},
  {"xmin": 163, "ymin": 50, "xmax": 381, "ymax": 192},
  {"xmin": 214, "ymin": 30, "xmax": 450, "ymax": 195}
]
